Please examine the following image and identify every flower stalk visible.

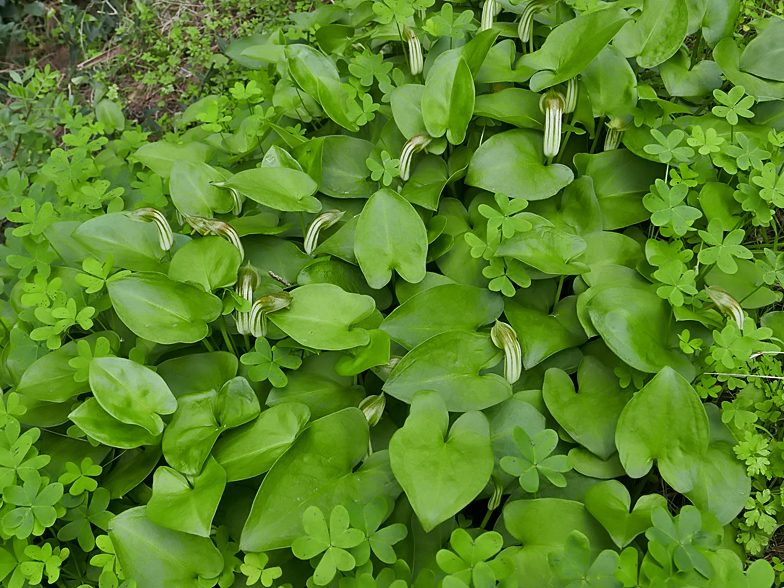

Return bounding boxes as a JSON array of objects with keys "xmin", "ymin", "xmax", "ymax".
[
  {"xmin": 125, "ymin": 207, "xmax": 174, "ymax": 252},
  {"xmin": 304, "ymin": 210, "xmax": 345, "ymax": 255},
  {"xmin": 491, "ymin": 321, "xmax": 522, "ymax": 384}
]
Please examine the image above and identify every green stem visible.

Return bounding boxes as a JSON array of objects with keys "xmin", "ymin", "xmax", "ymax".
[
  {"xmin": 690, "ymin": 30, "xmax": 704, "ymax": 69},
  {"xmin": 554, "ymin": 275, "xmax": 565, "ymax": 310},
  {"xmin": 590, "ymin": 116, "xmax": 605, "ymax": 153},
  {"xmin": 218, "ymin": 316, "xmax": 237, "ymax": 355},
  {"xmin": 202, "ymin": 337, "xmax": 215, "ymax": 353},
  {"xmin": 480, "ymin": 509, "xmax": 492, "ymax": 529},
  {"xmin": 555, "ymin": 112, "xmax": 576, "ymax": 163}
]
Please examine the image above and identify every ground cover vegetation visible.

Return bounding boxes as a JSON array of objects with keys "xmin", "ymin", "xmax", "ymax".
[{"xmin": 3, "ymin": 0, "xmax": 784, "ymax": 587}]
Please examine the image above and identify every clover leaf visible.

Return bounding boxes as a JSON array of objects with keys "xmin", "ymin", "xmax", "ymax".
[
  {"xmin": 292, "ymin": 505, "xmax": 365, "ymax": 586},
  {"xmin": 240, "ymin": 553, "xmax": 283, "ymax": 587},
  {"xmin": 643, "ymin": 129, "xmax": 694, "ymax": 165},
  {"xmin": 712, "ymin": 86, "xmax": 755, "ymax": 126},
  {"xmin": 642, "ymin": 179, "xmax": 701, "ymax": 237},
  {"xmin": 240, "ymin": 337, "xmax": 302, "ymax": 387},
  {"xmin": 2, "ymin": 471, "xmax": 64, "ymax": 539},
  {"xmin": 697, "ymin": 218, "xmax": 753, "ymax": 274},
  {"xmin": 500, "ymin": 427, "xmax": 572, "ymax": 493},
  {"xmin": 347, "ymin": 496, "xmax": 408, "ymax": 566},
  {"xmin": 58, "ymin": 458, "xmax": 103, "ymax": 495}
]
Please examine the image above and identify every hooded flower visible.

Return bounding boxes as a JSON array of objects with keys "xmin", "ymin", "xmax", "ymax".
[
  {"xmin": 235, "ymin": 263, "xmax": 261, "ymax": 335},
  {"xmin": 564, "ymin": 78, "xmax": 578, "ymax": 114},
  {"xmin": 359, "ymin": 393, "xmax": 386, "ymax": 427},
  {"xmin": 125, "ymin": 207, "xmax": 174, "ymax": 251},
  {"xmin": 249, "ymin": 291, "xmax": 293, "ymax": 337},
  {"xmin": 304, "ymin": 210, "xmax": 345, "ymax": 255},
  {"xmin": 539, "ymin": 89, "xmax": 566, "ymax": 159},
  {"xmin": 706, "ymin": 285, "xmax": 744, "ymax": 329},
  {"xmin": 491, "ymin": 320, "xmax": 522, "ymax": 384},
  {"xmin": 604, "ymin": 117, "xmax": 627, "ymax": 151},
  {"xmin": 405, "ymin": 28, "xmax": 423, "ymax": 75},
  {"xmin": 518, "ymin": 0, "xmax": 551, "ymax": 43},
  {"xmin": 481, "ymin": 0, "xmax": 501, "ymax": 31},
  {"xmin": 185, "ymin": 215, "xmax": 244, "ymax": 259},
  {"xmin": 400, "ymin": 133, "xmax": 433, "ymax": 181}
]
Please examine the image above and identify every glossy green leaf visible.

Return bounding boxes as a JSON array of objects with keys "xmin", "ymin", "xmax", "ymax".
[
  {"xmin": 495, "ymin": 215, "xmax": 589, "ymax": 275},
  {"xmin": 585, "ymin": 286, "xmax": 696, "ymax": 380},
  {"xmin": 240, "ymin": 408, "xmax": 400, "ymax": 551},
  {"xmin": 16, "ymin": 332, "xmax": 119, "ymax": 403},
  {"xmin": 581, "ymin": 45, "xmax": 637, "ymax": 118},
  {"xmin": 162, "ymin": 377, "xmax": 260, "ymax": 474},
  {"xmin": 466, "ymin": 130, "xmax": 573, "ymax": 201},
  {"xmin": 168, "ymin": 236, "xmax": 241, "ymax": 291},
  {"xmin": 384, "ymin": 331, "xmax": 511, "ymax": 412},
  {"xmin": 614, "ymin": 0, "xmax": 689, "ymax": 69},
  {"xmin": 72, "ymin": 213, "xmax": 170, "ymax": 272},
  {"xmin": 520, "ymin": 4, "xmax": 632, "ymax": 91},
  {"xmin": 147, "ymin": 457, "xmax": 227, "ymax": 537},
  {"xmin": 268, "ymin": 283, "xmax": 375, "ymax": 351},
  {"xmin": 320, "ymin": 136, "xmax": 376, "ymax": 198},
  {"xmin": 381, "ymin": 284, "xmax": 503, "ymax": 350},
  {"xmin": 739, "ymin": 18, "xmax": 784, "ymax": 82},
  {"xmin": 218, "ymin": 167, "xmax": 321, "ymax": 213},
  {"xmin": 422, "ymin": 56, "xmax": 474, "ymax": 145},
  {"xmin": 473, "ymin": 88, "xmax": 543, "ymax": 129},
  {"xmin": 686, "ymin": 0, "xmax": 740, "ymax": 47},
  {"xmin": 169, "ymin": 161, "xmax": 233, "ymax": 217},
  {"xmin": 543, "ymin": 360, "xmax": 632, "ymax": 460},
  {"xmin": 713, "ymin": 37, "xmax": 784, "ymax": 101},
  {"xmin": 110, "ymin": 506, "xmax": 224, "ymax": 588},
  {"xmin": 157, "ymin": 352, "xmax": 238, "ymax": 399},
  {"xmin": 584, "ymin": 480, "xmax": 667, "ymax": 548},
  {"xmin": 267, "ymin": 370, "xmax": 365, "ymax": 420},
  {"xmin": 108, "ymin": 272, "xmax": 223, "ymax": 345},
  {"xmin": 134, "ymin": 141, "xmax": 214, "ymax": 178},
  {"xmin": 391, "ymin": 84, "xmax": 427, "ymax": 139},
  {"xmin": 90, "ymin": 357, "xmax": 177, "ymax": 436},
  {"xmin": 354, "ymin": 188, "xmax": 428, "ymax": 289},
  {"xmin": 212, "ymin": 403, "xmax": 311, "ymax": 482},
  {"xmin": 615, "ymin": 367, "xmax": 710, "ymax": 492},
  {"xmin": 69, "ymin": 398, "xmax": 161, "ymax": 449},
  {"xmin": 389, "ymin": 391, "xmax": 493, "ymax": 532}
]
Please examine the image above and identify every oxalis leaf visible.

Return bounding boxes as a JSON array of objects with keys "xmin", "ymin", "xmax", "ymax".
[{"xmin": 389, "ymin": 391, "xmax": 493, "ymax": 532}]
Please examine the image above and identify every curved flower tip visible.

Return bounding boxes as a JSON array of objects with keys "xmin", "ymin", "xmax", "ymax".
[
  {"xmin": 491, "ymin": 320, "xmax": 522, "ymax": 385},
  {"xmin": 235, "ymin": 263, "xmax": 261, "ymax": 335},
  {"xmin": 518, "ymin": 0, "xmax": 550, "ymax": 43},
  {"xmin": 249, "ymin": 292, "xmax": 293, "ymax": 338},
  {"xmin": 539, "ymin": 89, "xmax": 565, "ymax": 159},
  {"xmin": 604, "ymin": 117, "xmax": 627, "ymax": 151},
  {"xmin": 126, "ymin": 207, "xmax": 174, "ymax": 252},
  {"xmin": 564, "ymin": 78, "xmax": 578, "ymax": 114},
  {"xmin": 359, "ymin": 393, "xmax": 385, "ymax": 427},
  {"xmin": 706, "ymin": 286, "xmax": 744, "ymax": 329},
  {"xmin": 488, "ymin": 474, "xmax": 504, "ymax": 511},
  {"xmin": 304, "ymin": 210, "xmax": 345, "ymax": 255},
  {"xmin": 481, "ymin": 0, "xmax": 501, "ymax": 31},
  {"xmin": 404, "ymin": 28, "xmax": 423, "ymax": 76},
  {"xmin": 400, "ymin": 132, "xmax": 433, "ymax": 181},
  {"xmin": 185, "ymin": 215, "xmax": 244, "ymax": 260}
]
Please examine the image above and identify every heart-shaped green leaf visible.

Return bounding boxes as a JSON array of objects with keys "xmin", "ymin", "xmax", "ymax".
[
  {"xmin": 384, "ymin": 331, "xmax": 511, "ymax": 412},
  {"xmin": 422, "ymin": 56, "xmax": 475, "ymax": 145},
  {"xmin": 584, "ymin": 480, "xmax": 667, "ymax": 548},
  {"xmin": 147, "ymin": 456, "xmax": 227, "ymax": 537},
  {"xmin": 90, "ymin": 357, "xmax": 177, "ymax": 436},
  {"xmin": 466, "ymin": 130, "xmax": 573, "ymax": 201},
  {"xmin": 543, "ymin": 360, "xmax": 632, "ymax": 460},
  {"xmin": 240, "ymin": 408, "xmax": 400, "ymax": 552},
  {"xmin": 268, "ymin": 283, "xmax": 375, "ymax": 351},
  {"xmin": 168, "ymin": 236, "xmax": 241, "ymax": 291},
  {"xmin": 354, "ymin": 188, "xmax": 428, "ymax": 289},
  {"xmin": 219, "ymin": 167, "xmax": 321, "ymax": 213},
  {"xmin": 389, "ymin": 391, "xmax": 493, "ymax": 532},
  {"xmin": 615, "ymin": 367, "xmax": 710, "ymax": 493},
  {"xmin": 381, "ymin": 284, "xmax": 503, "ymax": 350},
  {"xmin": 108, "ymin": 272, "xmax": 223, "ymax": 345}
]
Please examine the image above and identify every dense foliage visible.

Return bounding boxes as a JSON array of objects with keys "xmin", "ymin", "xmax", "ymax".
[{"xmin": 2, "ymin": 0, "xmax": 784, "ymax": 587}]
